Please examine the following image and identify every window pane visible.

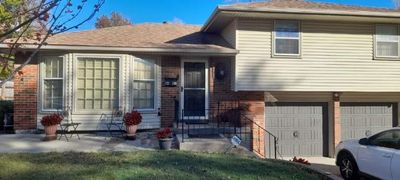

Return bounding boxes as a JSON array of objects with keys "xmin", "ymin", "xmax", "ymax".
[
  {"xmin": 133, "ymin": 81, "xmax": 154, "ymax": 109},
  {"xmin": 275, "ymin": 21, "xmax": 299, "ymax": 38},
  {"xmin": 134, "ymin": 59, "xmax": 154, "ymax": 79},
  {"xmin": 276, "ymin": 39, "xmax": 299, "ymax": 54},
  {"xmin": 376, "ymin": 25, "xmax": 399, "ymax": 57},
  {"xmin": 377, "ymin": 25, "xmax": 398, "ymax": 42},
  {"xmin": 377, "ymin": 42, "xmax": 399, "ymax": 57},
  {"xmin": 133, "ymin": 59, "xmax": 155, "ymax": 109},
  {"xmin": 44, "ymin": 80, "xmax": 63, "ymax": 109},
  {"xmin": 45, "ymin": 57, "xmax": 63, "ymax": 78},
  {"xmin": 77, "ymin": 57, "xmax": 119, "ymax": 110}
]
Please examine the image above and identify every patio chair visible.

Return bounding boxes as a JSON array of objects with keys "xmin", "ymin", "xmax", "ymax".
[
  {"xmin": 59, "ymin": 106, "xmax": 81, "ymax": 141},
  {"xmin": 3, "ymin": 113, "xmax": 13, "ymax": 132},
  {"xmin": 105, "ymin": 109, "xmax": 125, "ymax": 137}
]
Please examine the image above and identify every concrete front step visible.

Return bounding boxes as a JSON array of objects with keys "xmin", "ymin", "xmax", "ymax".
[{"xmin": 176, "ymin": 134, "xmax": 255, "ymax": 157}]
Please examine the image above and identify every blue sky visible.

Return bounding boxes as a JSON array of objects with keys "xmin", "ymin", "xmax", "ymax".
[{"xmin": 75, "ymin": 0, "xmax": 396, "ymax": 30}]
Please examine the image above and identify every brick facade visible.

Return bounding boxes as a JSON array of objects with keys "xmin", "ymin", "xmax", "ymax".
[
  {"xmin": 13, "ymin": 53, "xmax": 38, "ymax": 132},
  {"xmin": 160, "ymin": 56, "xmax": 181, "ymax": 127}
]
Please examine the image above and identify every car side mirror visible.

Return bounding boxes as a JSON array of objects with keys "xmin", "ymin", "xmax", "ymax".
[{"xmin": 359, "ymin": 138, "xmax": 369, "ymax": 145}]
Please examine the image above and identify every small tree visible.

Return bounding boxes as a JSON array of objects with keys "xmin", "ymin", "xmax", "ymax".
[
  {"xmin": 95, "ymin": 12, "xmax": 131, "ymax": 29},
  {"xmin": 0, "ymin": 0, "xmax": 105, "ymax": 99}
]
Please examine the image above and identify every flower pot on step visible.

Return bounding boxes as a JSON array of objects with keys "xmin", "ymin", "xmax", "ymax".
[
  {"xmin": 43, "ymin": 125, "xmax": 57, "ymax": 141},
  {"xmin": 159, "ymin": 138, "xmax": 173, "ymax": 150}
]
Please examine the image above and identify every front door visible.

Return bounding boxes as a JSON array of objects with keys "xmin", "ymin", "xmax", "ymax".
[{"xmin": 181, "ymin": 60, "xmax": 208, "ymax": 118}]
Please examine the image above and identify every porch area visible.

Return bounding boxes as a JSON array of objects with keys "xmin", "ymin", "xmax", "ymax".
[
  {"xmin": 0, "ymin": 132, "xmax": 159, "ymax": 153},
  {"xmin": 173, "ymin": 100, "xmax": 279, "ymax": 159}
]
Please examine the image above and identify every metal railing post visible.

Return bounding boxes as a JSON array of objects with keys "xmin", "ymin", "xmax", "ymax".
[
  {"xmin": 181, "ymin": 109, "xmax": 184, "ymax": 143},
  {"xmin": 274, "ymin": 137, "xmax": 277, "ymax": 159}
]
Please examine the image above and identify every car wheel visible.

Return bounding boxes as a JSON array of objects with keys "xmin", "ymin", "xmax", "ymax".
[{"xmin": 339, "ymin": 153, "xmax": 359, "ymax": 180}]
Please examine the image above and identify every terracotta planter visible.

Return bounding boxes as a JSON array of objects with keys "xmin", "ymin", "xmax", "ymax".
[
  {"xmin": 126, "ymin": 125, "xmax": 138, "ymax": 139},
  {"xmin": 158, "ymin": 138, "xmax": 173, "ymax": 150},
  {"xmin": 43, "ymin": 125, "xmax": 57, "ymax": 141}
]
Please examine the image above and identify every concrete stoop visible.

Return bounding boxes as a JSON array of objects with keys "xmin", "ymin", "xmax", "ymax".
[{"xmin": 176, "ymin": 134, "xmax": 255, "ymax": 157}]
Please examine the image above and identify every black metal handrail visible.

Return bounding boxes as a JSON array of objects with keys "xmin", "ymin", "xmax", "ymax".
[
  {"xmin": 238, "ymin": 113, "xmax": 278, "ymax": 159},
  {"xmin": 175, "ymin": 100, "xmax": 279, "ymax": 159}
]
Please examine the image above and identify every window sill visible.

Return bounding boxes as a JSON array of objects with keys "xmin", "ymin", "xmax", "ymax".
[
  {"xmin": 374, "ymin": 57, "xmax": 400, "ymax": 61},
  {"xmin": 271, "ymin": 54, "xmax": 302, "ymax": 59}
]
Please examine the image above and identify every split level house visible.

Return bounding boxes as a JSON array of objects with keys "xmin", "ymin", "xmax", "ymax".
[{"xmin": 2, "ymin": 0, "xmax": 400, "ymax": 158}]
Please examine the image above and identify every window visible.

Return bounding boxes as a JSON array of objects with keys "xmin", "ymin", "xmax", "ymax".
[
  {"xmin": 77, "ymin": 57, "xmax": 119, "ymax": 110},
  {"xmin": 369, "ymin": 130, "xmax": 400, "ymax": 149},
  {"xmin": 376, "ymin": 24, "xmax": 399, "ymax": 58},
  {"xmin": 274, "ymin": 20, "xmax": 301, "ymax": 56},
  {"xmin": 42, "ymin": 56, "xmax": 63, "ymax": 110},
  {"xmin": 133, "ymin": 59, "xmax": 155, "ymax": 109}
]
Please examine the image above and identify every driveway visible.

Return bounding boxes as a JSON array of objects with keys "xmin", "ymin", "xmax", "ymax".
[{"xmin": 307, "ymin": 157, "xmax": 341, "ymax": 177}]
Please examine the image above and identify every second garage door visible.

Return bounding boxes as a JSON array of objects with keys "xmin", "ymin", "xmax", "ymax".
[
  {"xmin": 341, "ymin": 103, "xmax": 397, "ymax": 141},
  {"xmin": 265, "ymin": 103, "xmax": 328, "ymax": 157}
]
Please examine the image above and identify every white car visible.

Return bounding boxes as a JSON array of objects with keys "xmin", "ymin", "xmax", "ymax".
[{"xmin": 336, "ymin": 128, "xmax": 400, "ymax": 180}]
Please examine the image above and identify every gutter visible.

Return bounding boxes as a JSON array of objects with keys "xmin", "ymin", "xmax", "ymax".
[
  {"xmin": 0, "ymin": 44, "xmax": 238, "ymax": 56},
  {"xmin": 202, "ymin": 6, "xmax": 400, "ymax": 32}
]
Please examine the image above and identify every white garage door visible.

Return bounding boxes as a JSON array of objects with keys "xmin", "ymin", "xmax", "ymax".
[
  {"xmin": 265, "ymin": 103, "xmax": 327, "ymax": 157},
  {"xmin": 341, "ymin": 103, "xmax": 396, "ymax": 141}
]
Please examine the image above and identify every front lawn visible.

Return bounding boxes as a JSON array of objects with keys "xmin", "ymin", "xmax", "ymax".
[{"xmin": 0, "ymin": 151, "xmax": 322, "ymax": 180}]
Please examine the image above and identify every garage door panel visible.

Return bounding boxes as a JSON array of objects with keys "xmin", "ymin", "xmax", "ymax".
[
  {"xmin": 341, "ymin": 103, "xmax": 395, "ymax": 141},
  {"xmin": 265, "ymin": 103, "xmax": 326, "ymax": 157}
]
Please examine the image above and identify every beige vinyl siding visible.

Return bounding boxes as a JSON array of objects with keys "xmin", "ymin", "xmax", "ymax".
[
  {"xmin": 37, "ymin": 53, "xmax": 161, "ymax": 130},
  {"xmin": 221, "ymin": 20, "xmax": 237, "ymax": 48},
  {"xmin": 236, "ymin": 18, "xmax": 400, "ymax": 92}
]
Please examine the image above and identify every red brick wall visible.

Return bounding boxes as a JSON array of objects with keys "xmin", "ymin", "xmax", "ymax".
[
  {"xmin": 160, "ymin": 56, "xmax": 180, "ymax": 127},
  {"xmin": 13, "ymin": 60, "xmax": 38, "ymax": 131}
]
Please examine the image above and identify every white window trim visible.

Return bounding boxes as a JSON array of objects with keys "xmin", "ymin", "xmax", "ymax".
[
  {"xmin": 132, "ymin": 57, "xmax": 158, "ymax": 112},
  {"xmin": 374, "ymin": 24, "xmax": 400, "ymax": 60},
  {"xmin": 40, "ymin": 55, "xmax": 65, "ymax": 112},
  {"xmin": 72, "ymin": 53, "xmax": 123, "ymax": 114},
  {"xmin": 272, "ymin": 20, "xmax": 302, "ymax": 58}
]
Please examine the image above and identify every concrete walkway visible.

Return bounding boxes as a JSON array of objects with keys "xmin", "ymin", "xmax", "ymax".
[{"xmin": 0, "ymin": 132, "xmax": 159, "ymax": 153}]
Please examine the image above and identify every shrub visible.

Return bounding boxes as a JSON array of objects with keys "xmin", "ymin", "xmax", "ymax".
[
  {"xmin": 291, "ymin": 157, "xmax": 311, "ymax": 165},
  {"xmin": 41, "ymin": 113, "xmax": 63, "ymax": 126},
  {"xmin": 123, "ymin": 111, "xmax": 142, "ymax": 126},
  {"xmin": 156, "ymin": 128, "xmax": 172, "ymax": 139}
]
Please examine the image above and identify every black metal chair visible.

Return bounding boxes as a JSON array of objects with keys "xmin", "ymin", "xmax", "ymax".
[
  {"xmin": 59, "ymin": 106, "xmax": 81, "ymax": 141},
  {"xmin": 3, "ymin": 113, "xmax": 13, "ymax": 132},
  {"xmin": 105, "ymin": 109, "xmax": 124, "ymax": 137}
]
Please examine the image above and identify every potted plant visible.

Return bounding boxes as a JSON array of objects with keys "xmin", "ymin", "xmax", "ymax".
[
  {"xmin": 124, "ymin": 110, "xmax": 142, "ymax": 140},
  {"xmin": 41, "ymin": 113, "xmax": 63, "ymax": 141},
  {"xmin": 156, "ymin": 128, "xmax": 173, "ymax": 150}
]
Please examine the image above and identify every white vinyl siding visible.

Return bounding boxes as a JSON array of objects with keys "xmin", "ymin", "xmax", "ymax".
[
  {"xmin": 376, "ymin": 24, "xmax": 399, "ymax": 58},
  {"xmin": 76, "ymin": 57, "xmax": 119, "ymax": 110},
  {"xmin": 133, "ymin": 58, "xmax": 155, "ymax": 110},
  {"xmin": 42, "ymin": 56, "xmax": 63, "ymax": 110},
  {"xmin": 273, "ymin": 20, "xmax": 301, "ymax": 56},
  {"xmin": 236, "ymin": 19, "xmax": 400, "ymax": 92}
]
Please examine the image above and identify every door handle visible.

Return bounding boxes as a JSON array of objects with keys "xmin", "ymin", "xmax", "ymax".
[{"xmin": 180, "ymin": 86, "xmax": 183, "ymax": 92}]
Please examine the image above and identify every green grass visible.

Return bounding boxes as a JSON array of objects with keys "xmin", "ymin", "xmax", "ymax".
[{"xmin": 0, "ymin": 151, "xmax": 323, "ymax": 180}]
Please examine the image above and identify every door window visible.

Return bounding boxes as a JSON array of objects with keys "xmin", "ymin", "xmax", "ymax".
[{"xmin": 369, "ymin": 130, "xmax": 400, "ymax": 149}]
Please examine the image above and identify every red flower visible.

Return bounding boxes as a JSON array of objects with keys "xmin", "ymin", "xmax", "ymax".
[
  {"xmin": 41, "ymin": 113, "xmax": 63, "ymax": 126},
  {"xmin": 124, "ymin": 111, "xmax": 142, "ymax": 126},
  {"xmin": 156, "ymin": 128, "xmax": 172, "ymax": 139}
]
